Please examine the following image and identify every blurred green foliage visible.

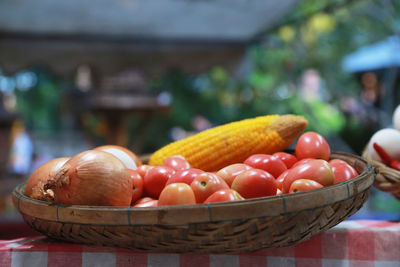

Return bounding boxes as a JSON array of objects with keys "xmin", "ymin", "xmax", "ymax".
[
  {"xmin": 144, "ymin": 0, "xmax": 400, "ymax": 154},
  {"xmin": 14, "ymin": 70, "xmax": 62, "ymax": 134},
  {"xmin": 9, "ymin": 0, "xmax": 400, "ymax": 156}
]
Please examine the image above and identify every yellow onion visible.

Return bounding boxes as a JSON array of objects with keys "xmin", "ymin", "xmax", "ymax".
[
  {"xmin": 45, "ymin": 150, "xmax": 132, "ymax": 206},
  {"xmin": 25, "ymin": 157, "xmax": 70, "ymax": 200},
  {"xmin": 94, "ymin": 145, "xmax": 142, "ymax": 170}
]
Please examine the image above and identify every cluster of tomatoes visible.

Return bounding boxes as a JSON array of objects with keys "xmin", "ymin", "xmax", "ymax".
[{"xmin": 130, "ymin": 132, "xmax": 359, "ymax": 207}]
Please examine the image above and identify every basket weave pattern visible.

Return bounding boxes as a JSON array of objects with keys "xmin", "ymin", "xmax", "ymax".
[
  {"xmin": 362, "ymin": 150, "xmax": 400, "ymax": 200},
  {"xmin": 21, "ymin": 192, "xmax": 368, "ymax": 253},
  {"xmin": 13, "ymin": 153, "xmax": 374, "ymax": 253}
]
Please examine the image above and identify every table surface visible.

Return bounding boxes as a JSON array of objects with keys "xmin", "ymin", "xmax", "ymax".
[{"xmin": 1, "ymin": 220, "xmax": 399, "ymax": 267}]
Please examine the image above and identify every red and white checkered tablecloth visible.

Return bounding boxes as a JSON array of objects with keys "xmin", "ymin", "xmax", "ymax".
[{"xmin": 1, "ymin": 220, "xmax": 399, "ymax": 267}]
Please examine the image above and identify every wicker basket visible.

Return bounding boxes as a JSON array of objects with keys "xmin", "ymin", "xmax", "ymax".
[
  {"xmin": 362, "ymin": 149, "xmax": 400, "ymax": 200},
  {"xmin": 12, "ymin": 152, "xmax": 374, "ymax": 253}
]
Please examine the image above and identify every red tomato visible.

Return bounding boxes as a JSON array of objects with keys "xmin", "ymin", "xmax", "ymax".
[
  {"xmin": 133, "ymin": 199, "xmax": 158, "ymax": 207},
  {"xmin": 143, "ymin": 166, "xmax": 175, "ymax": 198},
  {"xmin": 295, "ymin": 132, "xmax": 331, "ymax": 161},
  {"xmin": 329, "ymin": 159, "xmax": 359, "ymax": 184},
  {"xmin": 158, "ymin": 183, "xmax": 196, "ymax": 206},
  {"xmin": 276, "ymin": 170, "xmax": 289, "ymax": 191},
  {"xmin": 216, "ymin": 163, "xmax": 253, "ymax": 187},
  {"xmin": 166, "ymin": 168, "xmax": 204, "ymax": 186},
  {"xmin": 272, "ymin": 152, "xmax": 298, "ymax": 168},
  {"xmin": 190, "ymin": 172, "xmax": 229, "ymax": 203},
  {"xmin": 276, "ymin": 189, "xmax": 282, "ymax": 195},
  {"xmin": 129, "ymin": 169, "xmax": 144, "ymax": 204},
  {"xmin": 137, "ymin": 164, "xmax": 153, "ymax": 178},
  {"xmin": 204, "ymin": 189, "xmax": 244, "ymax": 203},
  {"xmin": 134, "ymin": 197, "xmax": 155, "ymax": 206},
  {"xmin": 292, "ymin": 158, "xmax": 315, "ymax": 168},
  {"xmin": 163, "ymin": 155, "xmax": 191, "ymax": 171},
  {"xmin": 244, "ymin": 154, "xmax": 287, "ymax": 178},
  {"xmin": 282, "ymin": 159, "xmax": 334, "ymax": 193},
  {"xmin": 289, "ymin": 179, "xmax": 324, "ymax": 193},
  {"xmin": 231, "ymin": 169, "xmax": 277, "ymax": 198}
]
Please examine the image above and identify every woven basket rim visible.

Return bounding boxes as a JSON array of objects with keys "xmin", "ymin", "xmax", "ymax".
[
  {"xmin": 13, "ymin": 152, "xmax": 374, "ymax": 226},
  {"xmin": 362, "ymin": 148, "xmax": 400, "ymax": 200},
  {"xmin": 362, "ymin": 149, "xmax": 400, "ymax": 177}
]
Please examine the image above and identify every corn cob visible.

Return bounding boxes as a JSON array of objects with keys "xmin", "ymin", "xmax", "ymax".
[{"xmin": 149, "ymin": 114, "xmax": 308, "ymax": 171}]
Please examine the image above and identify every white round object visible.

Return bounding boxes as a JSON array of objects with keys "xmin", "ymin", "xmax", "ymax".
[
  {"xmin": 393, "ymin": 105, "xmax": 400, "ymax": 131},
  {"xmin": 100, "ymin": 148, "xmax": 137, "ymax": 170},
  {"xmin": 367, "ymin": 128, "xmax": 400, "ymax": 162}
]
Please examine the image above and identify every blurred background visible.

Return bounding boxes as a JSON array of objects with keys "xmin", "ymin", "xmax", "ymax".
[{"xmin": 1, "ymin": 0, "xmax": 400, "ymax": 237}]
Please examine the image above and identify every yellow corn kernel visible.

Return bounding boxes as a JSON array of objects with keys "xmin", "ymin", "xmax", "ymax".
[{"xmin": 149, "ymin": 114, "xmax": 308, "ymax": 171}]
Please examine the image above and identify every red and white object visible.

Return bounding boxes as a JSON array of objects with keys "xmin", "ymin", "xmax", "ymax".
[{"xmin": 367, "ymin": 128, "xmax": 400, "ymax": 162}]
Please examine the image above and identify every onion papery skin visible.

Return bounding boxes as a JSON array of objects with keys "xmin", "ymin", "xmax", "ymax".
[
  {"xmin": 94, "ymin": 145, "xmax": 142, "ymax": 169},
  {"xmin": 25, "ymin": 157, "xmax": 70, "ymax": 200},
  {"xmin": 46, "ymin": 150, "xmax": 133, "ymax": 206}
]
